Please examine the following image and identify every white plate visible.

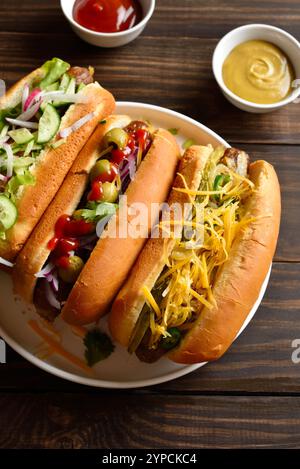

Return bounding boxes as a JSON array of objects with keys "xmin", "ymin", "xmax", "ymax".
[{"xmin": 0, "ymin": 102, "xmax": 271, "ymax": 389}]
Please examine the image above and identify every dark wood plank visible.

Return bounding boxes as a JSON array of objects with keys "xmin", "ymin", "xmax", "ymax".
[
  {"xmin": 0, "ymin": 1, "xmax": 299, "ymax": 144},
  {"xmin": 1, "ymin": 393, "xmax": 300, "ymax": 448},
  {"xmin": 1, "ymin": 0, "xmax": 300, "ymax": 38},
  {"xmin": 1, "ymin": 263, "xmax": 300, "ymax": 393},
  {"xmin": 236, "ymin": 144, "xmax": 299, "ymax": 262}
]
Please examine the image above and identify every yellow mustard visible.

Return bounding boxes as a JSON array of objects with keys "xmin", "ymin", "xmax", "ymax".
[{"xmin": 222, "ymin": 40, "xmax": 295, "ymax": 104}]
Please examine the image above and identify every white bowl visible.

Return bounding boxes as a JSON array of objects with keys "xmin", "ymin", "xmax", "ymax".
[
  {"xmin": 60, "ymin": 0, "xmax": 155, "ymax": 48},
  {"xmin": 212, "ymin": 24, "xmax": 300, "ymax": 113}
]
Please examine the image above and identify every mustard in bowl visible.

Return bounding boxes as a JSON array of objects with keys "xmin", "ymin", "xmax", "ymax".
[
  {"xmin": 212, "ymin": 24, "xmax": 300, "ymax": 113},
  {"xmin": 222, "ymin": 40, "xmax": 295, "ymax": 105}
]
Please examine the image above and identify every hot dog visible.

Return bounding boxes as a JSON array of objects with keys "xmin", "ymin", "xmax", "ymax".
[
  {"xmin": 109, "ymin": 145, "xmax": 281, "ymax": 364},
  {"xmin": 13, "ymin": 115, "xmax": 180, "ymax": 324},
  {"xmin": 0, "ymin": 58, "xmax": 115, "ymax": 265}
]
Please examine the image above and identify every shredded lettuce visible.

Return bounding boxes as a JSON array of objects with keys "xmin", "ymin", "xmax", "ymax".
[
  {"xmin": 13, "ymin": 157, "xmax": 35, "ymax": 170},
  {"xmin": 77, "ymin": 202, "xmax": 118, "ymax": 223},
  {"xmin": 39, "ymin": 58, "xmax": 70, "ymax": 90},
  {"xmin": 0, "ymin": 104, "xmax": 22, "ymax": 133},
  {"xmin": 5, "ymin": 170, "xmax": 36, "ymax": 202}
]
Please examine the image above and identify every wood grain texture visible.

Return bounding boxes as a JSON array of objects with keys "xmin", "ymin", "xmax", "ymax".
[
  {"xmin": 0, "ymin": 0, "xmax": 299, "ymax": 450},
  {"xmin": 1, "ymin": 393, "xmax": 300, "ymax": 448}
]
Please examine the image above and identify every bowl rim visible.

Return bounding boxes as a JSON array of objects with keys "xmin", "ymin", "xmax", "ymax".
[
  {"xmin": 212, "ymin": 23, "xmax": 300, "ymax": 110},
  {"xmin": 60, "ymin": 0, "xmax": 156, "ymax": 38}
]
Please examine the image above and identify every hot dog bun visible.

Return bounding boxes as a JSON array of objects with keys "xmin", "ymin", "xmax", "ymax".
[
  {"xmin": 110, "ymin": 153, "xmax": 281, "ymax": 364},
  {"xmin": 62, "ymin": 129, "xmax": 181, "ymax": 325},
  {"xmin": 0, "ymin": 65, "xmax": 115, "ymax": 261},
  {"xmin": 109, "ymin": 145, "xmax": 213, "ymax": 346},
  {"xmin": 13, "ymin": 115, "xmax": 131, "ymax": 304}
]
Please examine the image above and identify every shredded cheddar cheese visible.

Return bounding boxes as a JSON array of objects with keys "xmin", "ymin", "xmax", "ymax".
[{"xmin": 142, "ymin": 146, "xmax": 256, "ymax": 347}]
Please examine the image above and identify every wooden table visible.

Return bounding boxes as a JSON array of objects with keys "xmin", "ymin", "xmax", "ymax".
[{"xmin": 1, "ymin": 0, "xmax": 300, "ymax": 449}]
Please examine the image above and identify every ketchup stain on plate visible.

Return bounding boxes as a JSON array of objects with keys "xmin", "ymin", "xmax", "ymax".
[{"xmin": 73, "ymin": 0, "xmax": 143, "ymax": 33}]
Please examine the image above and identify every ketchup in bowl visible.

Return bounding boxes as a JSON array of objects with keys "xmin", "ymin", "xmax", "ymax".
[{"xmin": 73, "ymin": 0, "xmax": 143, "ymax": 33}]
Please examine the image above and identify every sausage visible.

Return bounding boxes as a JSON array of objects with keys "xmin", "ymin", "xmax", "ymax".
[
  {"xmin": 33, "ymin": 279, "xmax": 72, "ymax": 322},
  {"xmin": 68, "ymin": 66, "xmax": 94, "ymax": 85},
  {"xmin": 136, "ymin": 331, "xmax": 166, "ymax": 363},
  {"xmin": 33, "ymin": 280, "xmax": 60, "ymax": 322},
  {"xmin": 220, "ymin": 148, "xmax": 250, "ymax": 177},
  {"xmin": 124, "ymin": 120, "xmax": 150, "ymax": 133}
]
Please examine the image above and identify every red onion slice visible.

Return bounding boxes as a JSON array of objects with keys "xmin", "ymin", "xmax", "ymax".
[
  {"xmin": 0, "ymin": 256, "xmax": 14, "ymax": 268},
  {"xmin": 45, "ymin": 281, "xmax": 61, "ymax": 310},
  {"xmin": 17, "ymin": 99, "xmax": 41, "ymax": 122},
  {"xmin": 22, "ymin": 84, "xmax": 30, "ymax": 112},
  {"xmin": 128, "ymin": 157, "xmax": 136, "ymax": 181},
  {"xmin": 0, "ymin": 135, "xmax": 9, "ymax": 145},
  {"xmin": 6, "ymin": 118, "xmax": 39, "ymax": 130},
  {"xmin": 60, "ymin": 112, "xmax": 95, "ymax": 139},
  {"xmin": 42, "ymin": 91, "xmax": 89, "ymax": 104},
  {"xmin": 24, "ymin": 88, "xmax": 41, "ymax": 112},
  {"xmin": 48, "ymin": 271, "xmax": 59, "ymax": 293},
  {"xmin": 35, "ymin": 262, "xmax": 55, "ymax": 278},
  {"xmin": 1, "ymin": 142, "xmax": 14, "ymax": 178}
]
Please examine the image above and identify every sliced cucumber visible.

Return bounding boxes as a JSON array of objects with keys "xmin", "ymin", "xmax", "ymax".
[
  {"xmin": 51, "ymin": 138, "xmax": 66, "ymax": 150},
  {"xmin": 8, "ymin": 128, "xmax": 34, "ymax": 145},
  {"xmin": 12, "ymin": 143, "xmax": 23, "ymax": 154},
  {"xmin": 77, "ymin": 83, "xmax": 86, "ymax": 93},
  {"xmin": 13, "ymin": 157, "xmax": 35, "ymax": 170},
  {"xmin": 44, "ymin": 81, "xmax": 59, "ymax": 92},
  {"xmin": 24, "ymin": 139, "xmax": 35, "ymax": 157},
  {"xmin": 0, "ymin": 195, "xmax": 17, "ymax": 231},
  {"xmin": 32, "ymin": 144, "xmax": 43, "ymax": 151},
  {"xmin": 66, "ymin": 77, "xmax": 76, "ymax": 94},
  {"xmin": 37, "ymin": 104, "xmax": 61, "ymax": 144},
  {"xmin": 40, "ymin": 101, "xmax": 47, "ymax": 112},
  {"xmin": 0, "ymin": 124, "xmax": 9, "ymax": 139},
  {"xmin": 54, "ymin": 77, "xmax": 76, "ymax": 107},
  {"xmin": 60, "ymin": 73, "xmax": 70, "ymax": 92}
]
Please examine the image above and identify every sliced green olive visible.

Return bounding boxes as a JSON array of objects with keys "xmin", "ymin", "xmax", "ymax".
[
  {"xmin": 58, "ymin": 256, "xmax": 84, "ymax": 284},
  {"xmin": 89, "ymin": 159, "xmax": 111, "ymax": 182},
  {"xmin": 101, "ymin": 182, "xmax": 119, "ymax": 203},
  {"xmin": 102, "ymin": 128, "xmax": 128, "ymax": 150}
]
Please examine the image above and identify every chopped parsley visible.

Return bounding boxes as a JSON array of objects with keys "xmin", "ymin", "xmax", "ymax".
[
  {"xmin": 182, "ymin": 139, "xmax": 196, "ymax": 150},
  {"xmin": 84, "ymin": 329, "xmax": 115, "ymax": 366},
  {"xmin": 168, "ymin": 128, "xmax": 179, "ymax": 135}
]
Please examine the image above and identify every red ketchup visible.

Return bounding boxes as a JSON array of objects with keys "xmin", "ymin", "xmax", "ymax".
[
  {"xmin": 48, "ymin": 215, "xmax": 94, "ymax": 267},
  {"xmin": 111, "ymin": 130, "xmax": 151, "ymax": 165},
  {"xmin": 73, "ymin": 0, "xmax": 143, "ymax": 33}
]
